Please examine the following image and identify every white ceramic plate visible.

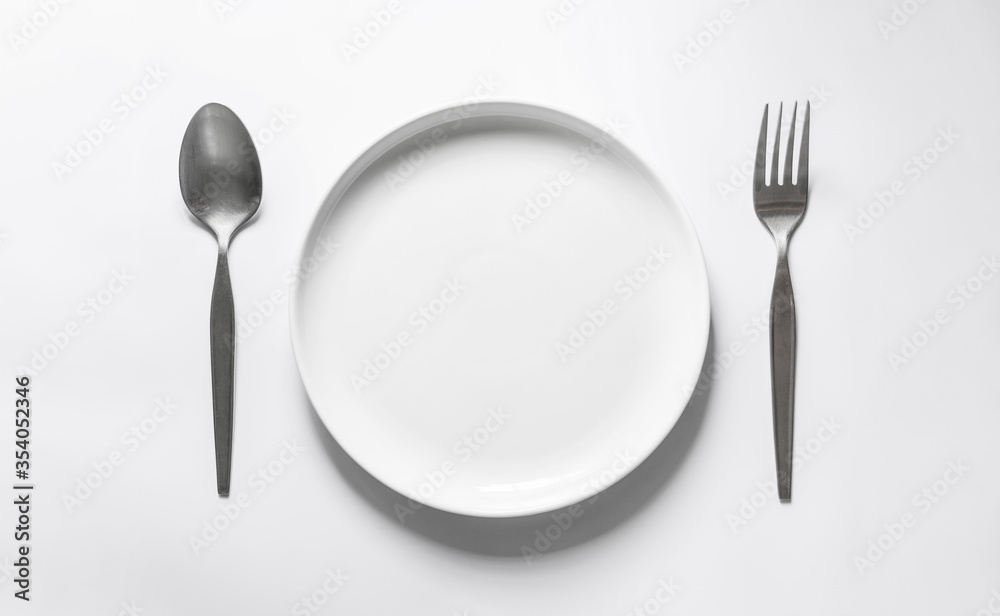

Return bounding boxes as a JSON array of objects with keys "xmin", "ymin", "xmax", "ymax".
[{"xmin": 290, "ymin": 102, "xmax": 709, "ymax": 517}]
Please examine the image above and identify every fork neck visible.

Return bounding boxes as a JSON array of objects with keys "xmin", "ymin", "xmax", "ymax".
[{"xmin": 773, "ymin": 233, "xmax": 790, "ymax": 262}]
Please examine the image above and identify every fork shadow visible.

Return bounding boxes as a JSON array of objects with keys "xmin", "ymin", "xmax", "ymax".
[{"xmin": 304, "ymin": 320, "xmax": 716, "ymax": 558}]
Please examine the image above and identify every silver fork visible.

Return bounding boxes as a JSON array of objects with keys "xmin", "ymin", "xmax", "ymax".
[{"xmin": 753, "ymin": 101, "xmax": 810, "ymax": 503}]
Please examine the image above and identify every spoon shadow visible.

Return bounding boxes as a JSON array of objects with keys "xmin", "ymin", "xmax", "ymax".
[{"xmin": 303, "ymin": 320, "xmax": 716, "ymax": 558}]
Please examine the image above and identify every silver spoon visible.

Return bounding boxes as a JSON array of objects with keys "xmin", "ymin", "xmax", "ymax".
[{"xmin": 179, "ymin": 103, "xmax": 262, "ymax": 497}]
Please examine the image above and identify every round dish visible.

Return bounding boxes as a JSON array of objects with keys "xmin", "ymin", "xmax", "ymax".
[{"xmin": 290, "ymin": 101, "xmax": 709, "ymax": 517}]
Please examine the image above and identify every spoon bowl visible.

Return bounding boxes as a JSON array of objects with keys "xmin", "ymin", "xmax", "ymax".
[{"xmin": 180, "ymin": 103, "xmax": 262, "ymax": 242}]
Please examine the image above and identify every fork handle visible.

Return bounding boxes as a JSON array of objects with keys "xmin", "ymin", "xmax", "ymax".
[
  {"xmin": 210, "ymin": 246, "xmax": 235, "ymax": 497},
  {"xmin": 769, "ymin": 249, "xmax": 796, "ymax": 503}
]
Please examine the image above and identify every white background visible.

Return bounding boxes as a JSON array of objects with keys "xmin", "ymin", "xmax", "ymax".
[{"xmin": 2, "ymin": 0, "xmax": 1000, "ymax": 614}]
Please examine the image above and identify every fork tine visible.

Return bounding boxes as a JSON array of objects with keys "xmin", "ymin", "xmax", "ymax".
[
  {"xmin": 770, "ymin": 103, "xmax": 782, "ymax": 186},
  {"xmin": 797, "ymin": 101, "xmax": 810, "ymax": 190},
  {"xmin": 783, "ymin": 102, "xmax": 798, "ymax": 185},
  {"xmin": 754, "ymin": 104, "xmax": 768, "ymax": 191}
]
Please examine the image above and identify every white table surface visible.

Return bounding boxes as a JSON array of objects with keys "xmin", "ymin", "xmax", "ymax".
[{"xmin": 2, "ymin": 0, "xmax": 999, "ymax": 614}]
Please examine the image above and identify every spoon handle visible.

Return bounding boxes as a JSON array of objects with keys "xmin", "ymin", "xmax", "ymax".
[{"xmin": 209, "ymin": 246, "xmax": 235, "ymax": 496}]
